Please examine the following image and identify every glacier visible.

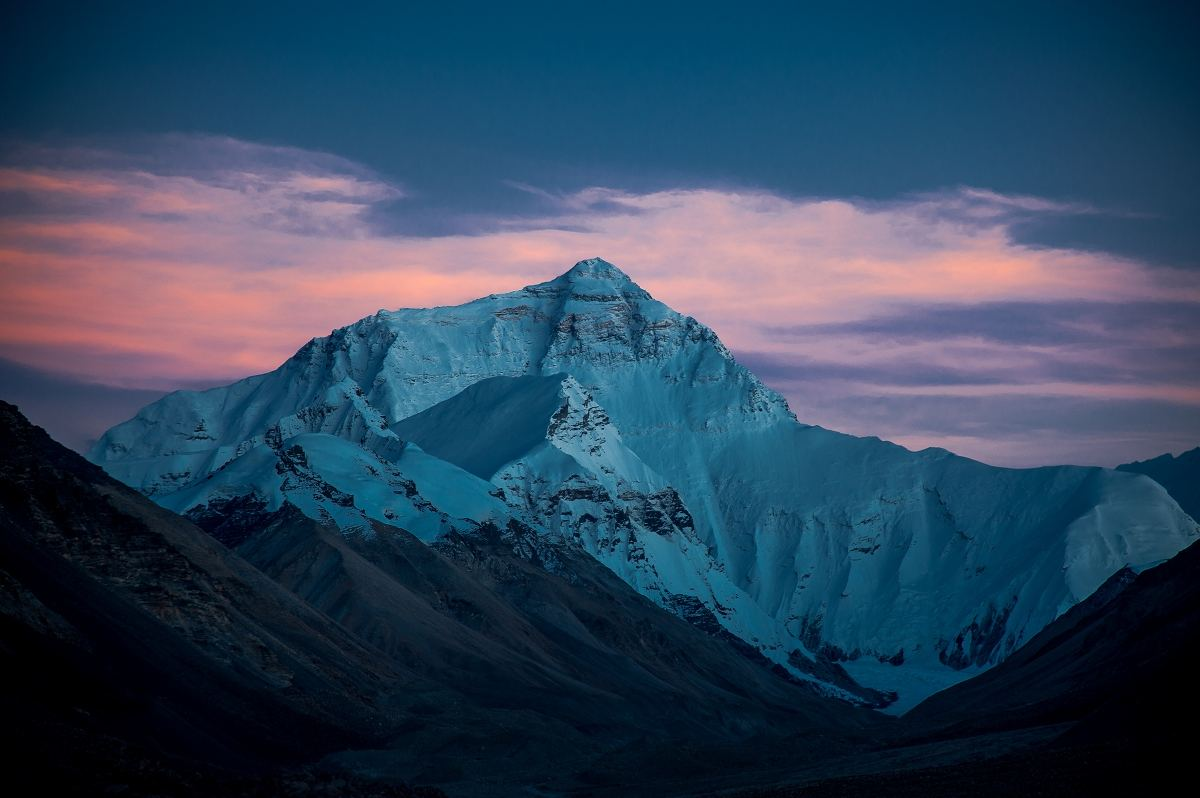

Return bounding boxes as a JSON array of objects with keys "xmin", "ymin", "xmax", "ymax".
[{"xmin": 90, "ymin": 257, "xmax": 1199, "ymax": 708}]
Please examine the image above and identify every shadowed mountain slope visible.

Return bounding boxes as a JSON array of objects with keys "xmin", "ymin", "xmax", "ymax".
[
  {"xmin": 0, "ymin": 401, "xmax": 884, "ymax": 796},
  {"xmin": 0, "ymin": 400, "xmax": 439, "ymax": 792},
  {"xmin": 211, "ymin": 492, "xmax": 889, "ymax": 794}
]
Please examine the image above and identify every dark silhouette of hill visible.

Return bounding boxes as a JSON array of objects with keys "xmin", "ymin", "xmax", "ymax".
[
  {"xmin": 0, "ymin": 401, "xmax": 881, "ymax": 796},
  {"xmin": 1118, "ymin": 446, "xmax": 1200, "ymax": 520}
]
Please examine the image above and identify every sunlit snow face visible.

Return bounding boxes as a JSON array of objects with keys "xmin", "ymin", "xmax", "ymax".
[{"xmin": 1, "ymin": 136, "xmax": 1197, "ymax": 466}]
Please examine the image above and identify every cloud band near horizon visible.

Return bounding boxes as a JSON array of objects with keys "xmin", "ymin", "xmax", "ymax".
[{"xmin": 0, "ymin": 135, "xmax": 1197, "ymax": 467}]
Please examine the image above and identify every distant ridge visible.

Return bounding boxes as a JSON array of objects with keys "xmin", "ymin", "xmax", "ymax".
[{"xmin": 1118, "ymin": 447, "xmax": 1200, "ymax": 520}]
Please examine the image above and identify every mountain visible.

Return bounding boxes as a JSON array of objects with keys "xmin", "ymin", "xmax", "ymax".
[
  {"xmin": 1118, "ymin": 446, "xmax": 1200, "ymax": 521},
  {"xmin": 12, "ymin": 392, "xmax": 1189, "ymax": 795},
  {"xmin": 2, "ymin": 401, "xmax": 883, "ymax": 796},
  {"xmin": 90, "ymin": 258, "xmax": 1199, "ymax": 708}
]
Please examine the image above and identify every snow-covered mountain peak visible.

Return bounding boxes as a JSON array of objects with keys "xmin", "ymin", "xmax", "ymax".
[
  {"xmin": 558, "ymin": 256, "xmax": 638, "ymax": 286},
  {"xmin": 511, "ymin": 256, "xmax": 653, "ymax": 305},
  {"xmin": 89, "ymin": 257, "xmax": 1199, "ymax": 709}
]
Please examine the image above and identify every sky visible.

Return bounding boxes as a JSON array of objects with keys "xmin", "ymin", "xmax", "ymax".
[{"xmin": 0, "ymin": 1, "xmax": 1197, "ymax": 466}]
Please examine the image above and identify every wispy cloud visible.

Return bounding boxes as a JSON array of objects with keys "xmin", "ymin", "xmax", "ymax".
[
  {"xmin": 0, "ymin": 135, "xmax": 1196, "ymax": 465},
  {"xmin": 771, "ymin": 300, "xmax": 1200, "ymax": 348}
]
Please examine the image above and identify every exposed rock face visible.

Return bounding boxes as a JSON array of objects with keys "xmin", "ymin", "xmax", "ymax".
[{"xmin": 90, "ymin": 258, "xmax": 1199, "ymax": 706}]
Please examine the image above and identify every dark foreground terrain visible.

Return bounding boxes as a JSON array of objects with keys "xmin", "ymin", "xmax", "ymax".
[{"xmin": 1, "ymin": 400, "xmax": 1196, "ymax": 796}]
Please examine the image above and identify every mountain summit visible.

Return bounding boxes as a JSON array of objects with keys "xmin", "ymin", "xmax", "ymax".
[
  {"xmin": 558, "ymin": 256, "xmax": 638, "ymax": 284},
  {"xmin": 90, "ymin": 259, "xmax": 1198, "ymax": 707}
]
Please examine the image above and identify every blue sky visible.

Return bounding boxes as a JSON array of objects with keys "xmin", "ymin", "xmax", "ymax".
[
  {"xmin": 6, "ymin": 1, "xmax": 1197, "ymax": 255},
  {"xmin": 0, "ymin": 1, "xmax": 1197, "ymax": 465}
]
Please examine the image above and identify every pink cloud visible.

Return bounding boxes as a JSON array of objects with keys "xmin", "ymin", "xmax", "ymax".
[
  {"xmin": 0, "ymin": 136, "xmax": 1197, "ymax": 465},
  {"xmin": 0, "ymin": 168, "xmax": 124, "ymax": 197}
]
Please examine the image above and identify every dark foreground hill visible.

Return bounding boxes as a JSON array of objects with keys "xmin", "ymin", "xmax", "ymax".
[
  {"xmin": 0, "ymin": 401, "xmax": 881, "ymax": 796},
  {"xmin": 4, "ymin": 397, "xmax": 1195, "ymax": 796},
  {"xmin": 0, "ymin": 401, "xmax": 435, "ymax": 794}
]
